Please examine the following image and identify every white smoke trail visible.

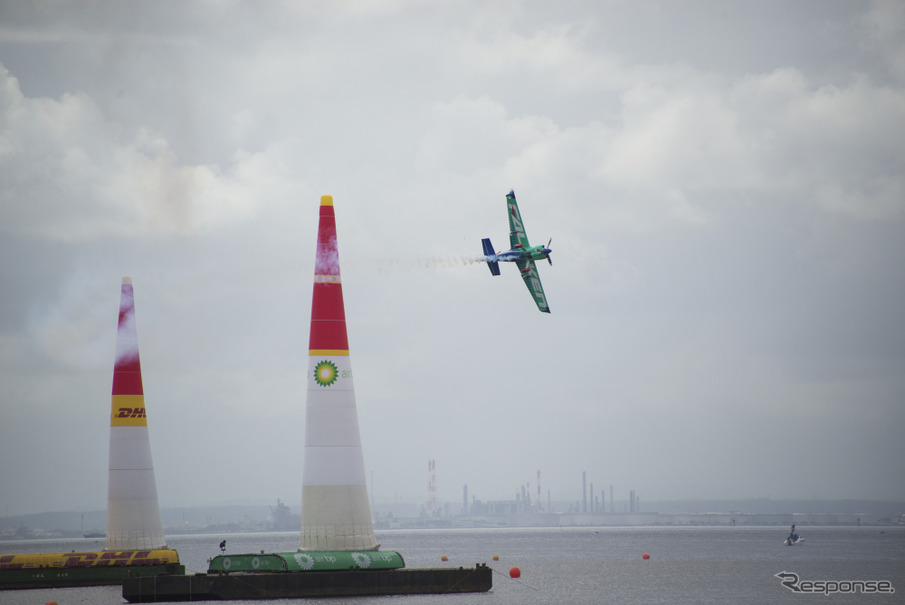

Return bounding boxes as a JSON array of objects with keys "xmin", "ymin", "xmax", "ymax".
[{"xmin": 371, "ymin": 255, "xmax": 486, "ymax": 273}]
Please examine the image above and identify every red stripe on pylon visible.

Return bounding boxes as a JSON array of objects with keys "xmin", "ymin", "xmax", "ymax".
[
  {"xmin": 314, "ymin": 201, "xmax": 340, "ymax": 277},
  {"xmin": 112, "ymin": 279, "xmax": 144, "ymax": 396},
  {"xmin": 309, "ymin": 196, "xmax": 350, "ymax": 353}
]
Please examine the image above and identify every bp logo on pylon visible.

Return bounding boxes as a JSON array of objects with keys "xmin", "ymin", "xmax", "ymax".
[{"xmin": 313, "ymin": 360, "xmax": 339, "ymax": 387}]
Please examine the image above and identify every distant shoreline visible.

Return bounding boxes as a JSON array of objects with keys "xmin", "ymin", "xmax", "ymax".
[{"xmin": 2, "ymin": 498, "xmax": 902, "ymax": 539}]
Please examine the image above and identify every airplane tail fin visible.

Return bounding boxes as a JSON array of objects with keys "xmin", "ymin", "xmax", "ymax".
[{"xmin": 481, "ymin": 238, "xmax": 500, "ymax": 276}]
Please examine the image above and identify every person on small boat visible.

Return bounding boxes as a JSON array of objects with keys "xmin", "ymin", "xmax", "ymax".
[{"xmin": 787, "ymin": 524, "xmax": 799, "ymax": 543}]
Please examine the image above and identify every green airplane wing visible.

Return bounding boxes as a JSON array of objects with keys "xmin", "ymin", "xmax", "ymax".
[
  {"xmin": 515, "ymin": 258, "xmax": 550, "ymax": 313},
  {"xmin": 507, "ymin": 191, "xmax": 531, "ymax": 250}
]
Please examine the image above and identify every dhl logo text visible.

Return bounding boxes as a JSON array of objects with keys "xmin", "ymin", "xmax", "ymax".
[
  {"xmin": 0, "ymin": 550, "xmax": 176, "ymax": 569},
  {"xmin": 115, "ymin": 407, "xmax": 146, "ymax": 418}
]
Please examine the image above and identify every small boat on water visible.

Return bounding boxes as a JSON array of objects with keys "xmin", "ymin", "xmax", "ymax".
[{"xmin": 784, "ymin": 524, "xmax": 803, "ymax": 545}]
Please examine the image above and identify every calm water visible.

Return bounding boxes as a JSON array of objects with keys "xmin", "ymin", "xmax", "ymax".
[{"xmin": 2, "ymin": 526, "xmax": 903, "ymax": 604}]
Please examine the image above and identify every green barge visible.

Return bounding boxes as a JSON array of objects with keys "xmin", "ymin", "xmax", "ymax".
[
  {"xmin": 0, "ymin": 549, "xmax": 184, "ymax": 590},
  {"xmin": 208, "ymin": 550, "xmax": 405, "ymax": 573},
  {"xmin": 123, "ymin": 551, "xmax": 492, "ymax": 602}
]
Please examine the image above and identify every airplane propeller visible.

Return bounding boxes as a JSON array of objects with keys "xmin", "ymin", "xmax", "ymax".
[{"xmin": 546, "ymin": 238, "xmax": 553, "ymax": 265}]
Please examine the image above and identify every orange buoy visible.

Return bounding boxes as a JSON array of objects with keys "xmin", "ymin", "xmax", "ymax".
[
  {"xmin": 46, "ymin": 602, "xmax": 59, "ymax": 605},
  {"xmin": 492, "ymin": 554, "xmax": 499, "ymax": 561},
  {"xmin": 642, "ymin": 552, "xmax": 650, "ymax": 560},
  {"xmin": 509, "ymin": 566, "xmax": 521, "ymax": 578},
  {"xmin": 440, "ymin": 555, "xmax": 448, "ymax": 561}
]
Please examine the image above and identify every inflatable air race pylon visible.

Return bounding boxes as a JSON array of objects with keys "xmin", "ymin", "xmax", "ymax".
[
  {"xmin": 300, "ymin": 196, "xmax": 379, "ymax": 552},
  {"xmin": 106, "ymin": 277, "xmax": 166, "ymax": 551}
]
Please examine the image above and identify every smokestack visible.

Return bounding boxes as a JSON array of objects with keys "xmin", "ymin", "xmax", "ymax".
[
  {"xmin": 582, "ymin": 471, "xmax": 587, "ymax": 513},
  {"xmin": 300, "ymin": 196, "xmax": 379, "ymax": 552},
  {"xmin": 537, "ymin": 470, "xmax": 541, "ymax": 513},
  {"xmin": 106, "ymin": 277, "xmax": 165, "ymax": 551},
  {"xmin": 427, "ymin": 459, "xmax": 437, "ymax": 516}
]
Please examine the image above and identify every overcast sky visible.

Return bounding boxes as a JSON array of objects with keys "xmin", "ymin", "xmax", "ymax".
[{"xmin": 1, "ymin": 1, "xmax": 904, "ymax": 517}]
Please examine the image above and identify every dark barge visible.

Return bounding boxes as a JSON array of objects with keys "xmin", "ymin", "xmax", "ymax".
[
  {"xmin": 0, "ymin": 549, "xmax": 184, "ymax": 590},
  {"xmin": 122, "ymin": 551, "xmax": 492, "ymax": 602}
]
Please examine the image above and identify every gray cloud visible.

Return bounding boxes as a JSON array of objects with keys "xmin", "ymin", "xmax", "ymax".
[{"xmin": 1, "ymin": 1, "xmax": 903, "ymax": 516}]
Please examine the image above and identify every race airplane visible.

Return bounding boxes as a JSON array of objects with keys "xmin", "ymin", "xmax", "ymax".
[{"xmin": 481, "ymin": 190, "xmax": 552, "ymax": 313}]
